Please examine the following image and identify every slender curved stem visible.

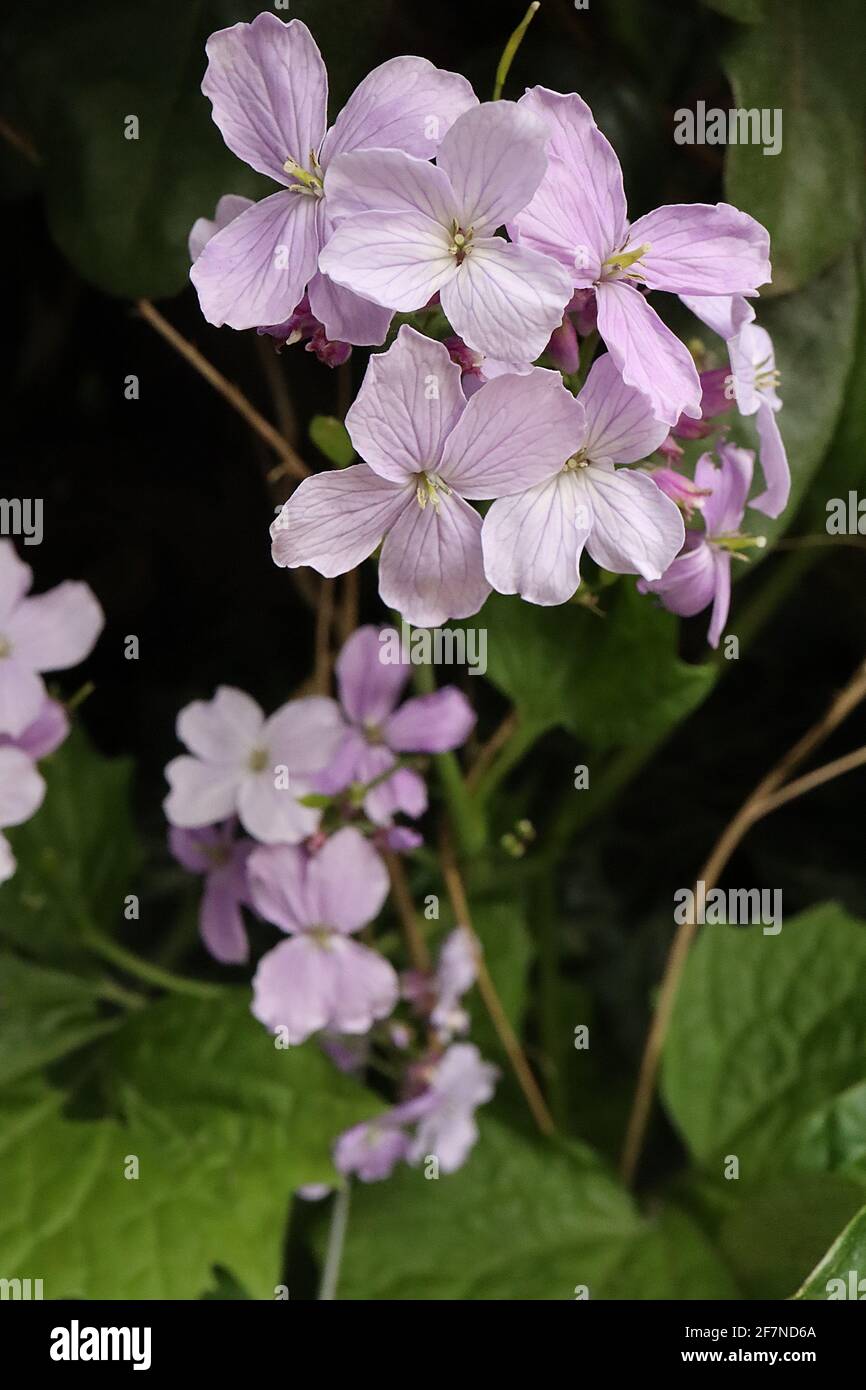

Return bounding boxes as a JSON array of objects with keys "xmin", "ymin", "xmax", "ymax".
[
  {"xmin": 318, "ymin": 1183, "xmax": 351, "ymax": 1301},
  {"xmin": 84, "ymin": 929, "xmax": 224, "ymax": 1000}
]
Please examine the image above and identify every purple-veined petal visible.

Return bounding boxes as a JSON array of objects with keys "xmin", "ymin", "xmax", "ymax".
[
  {"xmin": 0, "ymin": 746, "xmax": 45, "ymax": 829},
  {"xmin": 440, "ymin": 238, "xmax": 573, "ymax": 364},
  {"xmin": 751, "ymin": 402, "xmax": 789, "ymax": 518},
  {"xmin": 190, "ymin": 190, "xmax": 320, "ymax": 331},
  {"xmin": 385, "ymin": 687, "xmax": 475, "ymax": 753},
  {"xmin": 438, "ymin": 365, "xmax": 583, "ymax": 498},
  {"xmin": 435, "ymin": 101, "xmax": 549, "ymax": 234},
  {"xmin": 189, "ymin": 194, "xmax": 254, "ymax": 262},
  {"xmin": 579, "ymin": 352, "xmax": 670, "ymax": 464},
  {"xmin": 321, "ymin": 55, "xmax": 477, "ymax": 163},
  {"xmin": 696, "ymin": 446, "xmax": 754, "ymax": 537},
  {"xmin": 264, "ymin": 696, "xmax": 346, "ymax": 776},
  {"xmin": 0, "ymin": 662, "xmax": 47, "ymax": 738},
  {"xmin": 0, "ymin": 543, "xmax": 32, "ymax": 621},
  {"xmin": 237, "ymin": 769, "xmax": 319, "ymax": 844},
  {"xmin": 202, "ymin": 15, "xmax": 327, "ymax": 185},
  {"xmin": 6, "ymin": 582, "xmax": 103, "ymax": 672},
  {"xmin": 628, "ymin": 202, "xmax": 771, "ymax": 296},
  {"xmin": 324, "ymin": 148, "xmax": 454, "ymax": 224},
  {"xmin": 582, "ymin": 464, "xmax": 686, "ymax": 580},
  {"xmin": 319, "ymin": 209, "xmax": 456, "ymax": 312},
  {"xmin": 639, "ymin": 536, "xmax": 718, "ymax": 617},
  {"xmin": 707, "ymin": 549, "xmax": 732, "ymax": 649},
  {"xmin": 509, "ymin": 152, "xmax": 601, "ymax": 284},
  {"xmin": 307, "ymin": 826, "xmax": 389, "ymax": 933},
  {"xmin": 247, "ymin": 843, "xmax": 311, "ymax": 933},
  {"xmin": 680, "ymin": 292, "xmax": 755, "ymax": 342},
  {"xmin": 335, "ymin": 625, "xmax": 411, "ymax": 725},
  {"xmin": 164, "ymin": 756, "xmax": 241, "ymax": 828},
  {"xmin": 379, "ymin": 492, "xmax": 489, "ymax": 627},
  {"xmin": 345, "ymin": 327, "xmax": 466, "ymax": 483},
  {"xmin": 482, "ymin": 472, "xmax": 591, "ymax": 605},
  {"xmin": 271, "ymin": 465, "xmax": 412, "ymax": 577},
  {"xmin": 306, "ymin": 272, "xmax": 392, "ymax": 347},
  {"xmin": 728, "ymin": 323, "xmax": 781, "ymax": 417},
  {"xmin": 512, "ymin": 88, "xmax": 628, "ymax": 272},
  {"xmin": 177, "ymin": 686, "xmax": 264, "ymax": 764},
  {"xmin": 595, "ymin": 280, "xmax": 702, "ymax": 426}
]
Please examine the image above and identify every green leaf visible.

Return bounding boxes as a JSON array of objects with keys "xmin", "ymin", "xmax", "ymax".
[
  {"xmin": 470, "ymin": 583, "xmax": 716, "ymax": 749},
  {"xmin": 0, "ymin": 729, "xmax": 139, "ymax": 961},
  {"xmin": 334, "ymin": 1119, "xmax": 738, "ymax": 1299},
  {"xmin": 663, "ymin": 903, "xmax": 866, "ymax": 1173},
  {"xmin": 309, "ymin": 415, "xmax": 356, "ymax": 467},
  {"xmin": 723, "ymin": 0, "xmax": 866, "ymax": 293},
  {"xmin": 0, "ymin": 955, "xmax": 117, "ymax": 1087},
  {"xmin": 0, "ymin": 993, "xmax": 380, "ymax": 1298},
  {"xmin": 794, "ymin": 1205, "xmax": 866, "ymax": 1299}
]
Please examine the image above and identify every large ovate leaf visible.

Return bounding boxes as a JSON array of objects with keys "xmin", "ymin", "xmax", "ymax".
[
  {"xmin": 469, "ymin": 583, "xmax": 715, "ymax": 749},
  {"xmin": 723, "ymin": 0, "xmax": 866, "ymax": 293},
  {"xmin": 663, "ymin": 904, "xmax": 866, "ymax": 1173},
  {"xmin": 334, "ymin": 1119, "xmax": 738, "ymax": 1299},
  {"xmin": 794, "ymin": 1206, "xmax": 866, "ymax": 1299},
  {"xmin": 0, "ymin": 730, "xmax": 138, "ymax": 962},
  {"xmin": 0, "ymin": 993, "xmax": 380, "ymax": 1298},
  {"xmin": 0, "ymin": 955, "xmax": 117, "ymax": 1087}
]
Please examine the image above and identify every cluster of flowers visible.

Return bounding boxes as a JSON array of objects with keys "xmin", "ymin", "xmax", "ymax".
[
  {"xmin": 164, "ymin": 626, "xmax": 497, "ymax": 1179},
  {"xmin": 0, "ymin": 543, "xmax": 103, "ymax": 881},
  {"xmin": 191, "ymin": 14, "xmax": 788, "ymax": 646}
]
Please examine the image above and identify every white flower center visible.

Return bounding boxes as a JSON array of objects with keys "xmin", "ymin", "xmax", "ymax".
[
  {"xmin": 415, "ymin": 471, "xmax": 452, "ymax": 510},
  {"xmin": 448, "ymin": 220, "xmax": 474, "ymax": 262},
  {"xmin": 283, "ymin": 151, "xmax": 324, "ymax": 198}
]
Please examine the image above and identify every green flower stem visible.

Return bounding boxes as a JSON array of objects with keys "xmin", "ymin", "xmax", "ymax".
[
  {"xmin": 472, "ymin": 720, "xmax": 543, "ymax": 805},
  {"xmin": 319, "ymin": 1183, "xmax": 351, "ymax": 1301},
  {"xmin": 84, "ymin": 928, "xmax": 224, "ymax": 1000},
  {"xmin": 493, "ymin": 2, "xmax": 541, "ymax": 100}
]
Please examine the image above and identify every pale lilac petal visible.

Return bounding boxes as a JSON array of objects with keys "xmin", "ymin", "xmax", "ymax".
[
  {"xmin": 169, "ymin": 823, "xmax": 229, "ymax": 875},
  {"xmin": 334, "ymin": 1120, "xmax": 409, "ymax": 1182},
  {"xmin": 7, "ymin": 582, "xmax": 103, "ymax": 672},
  {"xmin": 431, "ymin": 926, "xmax": 477, "ymax": 1036},
  {"xmin": 0, "ymin": 746, "xmax": 45, "ymax": 828},
  {"xmin": 0, "ymin": 832, "xmax": 15, "ymax": 884},
  {"xmin": 8, "ymin": 697, "xmax": 69, "ymax": 759},
  {"xmin": 364, "ymin": 764, "xmax": 428, "ymax": 825},
  {"xmin": 752, "ymin": 403, "xmax": 789, "ymax": 519},
  {"xmin": 0, "ymin": 543, "xmax": 32, "ymax": 621},
  {"xmin": 306, "ymin": 272, "xmax": 392, "ymax": 347},
  {"xmin": 680, "ymin": 292, "xmax": 755, "ymax": 341},
  {"xmin": 441, "ymin": 238, "xmax": 573, "ymax": 364},
  {"xmin": 379, "ymin": 492, "xmax": 489, "ymax": 627},
  {"xmin": 579, "ymin": 353, "xmax": 670, "ymax": 464},
  {"xmin": 582, "ymin": 465, "xmax": 685, "ymax": 580},
  {"xmin": 319, "ymin": 210, "xmax": 456, "ymax": 312},
  {"xmin": 202, "ymin": 15, "xmax": 327, "ymax": 185},
  {"xmin": 307, "ymin": 826, "xmax": 389, "ymax": 933},
  {"xmin": 697, "ymin": 446, "xmax": 754, "ymax": 537},
  {"xmin": 707, "ymin": 550, "xmax": 732, "ymax": 649},
  {"xmin": 436, "ymin": 101, "xmax": 548, "ymax": 233},
  {"xmin": 595, "ymin": 280, "xmax": 702, "ymax": 426},
  {"xmin": 438, "ymin": 366, "xmax": 583, "ymax": 497},
  {"xmin": 247, "ymin": 843, "xmax": 310, "ymax": 933},
  {"xmin": 639, "ymin": 537, "xmax": 718, "ymax": 618},
  {"xmin": 0, "ymin": 662, "xmax": 49, "ymax": 738},
  {"xmin": 264, "ymin": 696, "xmax": 345, "ymax": 776},
  {"xmin": 313, "ymin": 727, "xmax": 367, "ymax": 795},
  {"xmin": 345, "ymin": 327, "xmax": 466, "ymax": 483},
  {"xmin": 164, "ymin": 756, "xmax": 240, "ymax": 828},
  {"xmin": 629, "ymin": 202, "xmax": 771, "ymax": 295},
  {"xmin": 321, "ymin": 55, "xmax": 477, "ymax": 162},
  {"xmin": 271, "ymin": 465, "xmax": 412, "ymax": 577},
  {"xmin": 482, "ymin": 473, "xmax": 590, "ymax": 605},
  {"xmin": 324, "ymin": 148, "xmax": 454, "ymax": 224},
  {"xmin": 177, "ymin": 687, "xmax": 264, "ymax": 765},
  {"xmin": 513, "ymin": 88, "xmax": 628, "ymax": 272},
  {"xmin": 327, "ymin": 936, "xmax": 399, "ymax": 1034},
  {"xmin": 237, "ymin": 770, "xmax": 320, "ymax": 845},
  {"xmin": 200, "ymin": 853, "xmax": 250, "ymax": 964},
  {"xmin": 729, "ymin": 323, "xmax": 781, "ymax": 416},
  {"xmin": 190, "ymin": 190, "xmax": 319, "ymax": 331},
  {"xmin": 252, "ymin": 936, "xmax": 334, "ymax": 1042},
  {"xmin": 407, "ymin": 1042, "xmax": 497, "ymax": 1173},
  {"xmin": 189, "ymin": 194, "xmax": 254, "ymax": 262},
  {"xmin": 336, "ymin": 626, "xmax": 411, "ymax": 725},
  {"xmin": 385, "ymin": 688, "xmax": 475, "ymax": 753}
]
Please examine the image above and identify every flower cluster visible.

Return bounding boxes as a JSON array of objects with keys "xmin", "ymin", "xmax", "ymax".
[{"xmin": 164, "ymin": 625, "xmax": 497, "ymax": 1178}]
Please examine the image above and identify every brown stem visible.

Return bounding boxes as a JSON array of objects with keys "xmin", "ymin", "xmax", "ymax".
[
  {"xmin": 337, "ymin": 569, "xmax": 360, "ymax": 645},
  {"xmin": 384, "ymin": 853, "xmax": 432, "ymax": 973},
  {"xmin": 136, "ymin": 300, "xmax": 309, "ymax": 482},
  {"xmin": 619, "ymin": 657, "xmax": 866, "ymax": 1187},
  {"xmin": 465, "ymin": 710, "xmax": 519, "ymax": 793},
  {"xmin": 313, "ymin": 578, "xmax": 336, "ymax": 694},
  {"xmin": 440, "ymin": 832, "xmax": 556, "ymax": 1136}
]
